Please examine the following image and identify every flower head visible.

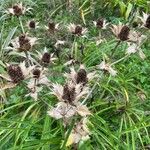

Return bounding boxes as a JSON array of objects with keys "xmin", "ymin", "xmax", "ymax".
[
  {"xmin": 45, "ymin": 22, "xmax": 59, "ymax": 33},
  {"xmin": 27, "ymin": 20, "xmax": 39, "ymax": 29},
  {"xmin": 10, "ymin": 34, "xmax": 37, "ymax": 52},
  {"xmin": 93, "ymin": 18, "xmax": 109, "ymax": 29},
  {"xmin": 48, "ymin": 82, "xmax": 90, "ymax": 119},
  {"xmin": 64, "ymin": 65, "xmax": 96, "ymax": 86},
  {"xmin": 68, "ymin": 23, "xmax": 87, "ymax": 36},
  {"xmin": 138, "ymin": 12, "xmax": 150, "ymax": 29},
  {"xmin": 7, "ymin": 3, "xmax": 31, "ymax": 16},
  {"xmin": 98, "ymin": 61, "xmax": 117, "ymax": 76},
  {"xmin": 66, "ymin": 118, "xmax": 90, "ymax": 146},
  {"xmin": 35, "ymin": 48, "xmax": 56, "ymax": 67},
  {"xmin": 0, "ymin": 62, "xmax": 33, "ymax": 87}
]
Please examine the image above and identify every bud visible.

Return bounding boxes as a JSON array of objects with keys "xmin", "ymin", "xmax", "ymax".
[
  {"xmin": 8, "ymin": 64, "xmax": 24, "ymax": 83},
  {"xmin": 33, "ymin": 69, "xmax": 41, "ymax": 78},
  {"xmin": 62, "ymin": 84, "xmax": 75, "ymax": 103},
  {"xmin": 118, "ymin": 26, "xmax": 130, "ymax": 41},
  {"xmin": 76, "ymin": 69, "xmax": 88, "ymax": 85}
]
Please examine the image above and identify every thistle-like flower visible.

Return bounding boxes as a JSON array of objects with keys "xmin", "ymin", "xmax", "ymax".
[
  {"xmin": 93, "ymin": 18, "xmax": 109, "ymax": 29},
  {"xmin": 27, "ymin": 67, "xmax": 50, "ymax": 100},
  {"xmin": 35, "ymin": 48, "xmax": 56, "ymax": 67},
  {"xmin": 98, "ymin": 61, "xmax": 117, "ymax": 76},
  {"xmin": 64, "ymin": 65, "xmax": 96, "ymax": 85},
  {"xmin": 66, "ymin": 118, "xmax": 90, "ymax": 146},
  {"xmin": 138, "ymin": 12, "xmax": 150, "ymax": 29},
  {"xmin": 27, "ymin": 20, "xmax": 39, "ymax": 29},
  {"xmin": 67, "ymin": 23, "xmax": 87, "ymax": 36},
  {"xmin": 47, "ymin": 82, "xmax": 91, "ymax": 119},
  {"xmin": 45, "ymin": 22, "xmax": 59, "ymax": 33},
  {"xmin": 10, "ymin": 34, "xmax": 37, "ymax": 52},
  {"xmin": 0, "ymin": 62, "xmax": 33, "ymax": 89},
  {"xmin": 6, "ymin": 3, "xmax": 31, "ymax": 16},
  {"xmin": 111, "ymin": 24, "xmax": 139, "ymax": 42}
]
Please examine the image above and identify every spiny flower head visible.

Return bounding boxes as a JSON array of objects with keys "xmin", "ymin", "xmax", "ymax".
[{"xmin": 7, "ymin": 64, "xmax": 24, "ymax": 83}]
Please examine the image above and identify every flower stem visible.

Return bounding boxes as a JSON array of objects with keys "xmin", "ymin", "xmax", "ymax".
[
  {"xmin": 19, "ymin": 17, "xmax": 25, "ymax": 34},
  {"xmin": 111, "ymin": 40, "xmax": 121, "ymax": 57}
]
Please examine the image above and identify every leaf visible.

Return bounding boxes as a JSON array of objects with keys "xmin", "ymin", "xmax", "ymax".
[{"xmin": 125, "ymin": 3, "xmax": 133, "ymax": 20}]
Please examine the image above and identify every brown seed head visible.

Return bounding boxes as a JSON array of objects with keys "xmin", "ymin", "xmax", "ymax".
[
  {"xmin": 76, "ymin": 69, "xmax": 88, "ymax": 85},
  {"xmin": 48, "ymin": 22, "xmax": 55, "ymax": 32},
  {"xmin": 62, "ymin": 84, "xmax": 75, "ymax": 103},
  {"xmin": 118, "ymin": 25, "xmax": 130, "ymax": 41},
  {"xmin": 13, "ymin": 5, "xmax": 22, "ymax": 16},
  {"xmin": 29, "ymin": 20, "xmax": 36, "ymax": 29},
  {"xmin": 41, "ymin": 52, "xmax": 51, "ymax": 66},
  {"xmin": 19, "ymin": 34, "xmax": 31, "ymax": 51},
  {"xmin": 74, "ymin": 26, "xmax": 82, "ymax": 35},
  {"xmin": 33, "ymin": 69, "xmax": 41, "ymax": 78},
  {"xmin": 8, "ymin": 64, "xmax": 24, "ymax": 83},
  {"xmin": 96, "ymin": 18, "xmax": 104, "ymax": 28}
]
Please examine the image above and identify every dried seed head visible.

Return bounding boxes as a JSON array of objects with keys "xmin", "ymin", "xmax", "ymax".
[
  {"xmin": 74, "ymin": 26, "xmax": 82, "ymax": 35},
  {"xmin": 62, "ymin": 84, "xmax": 75, "ymax": 103},
  {"xmin": 41, "ymin": 52, "xmax": 51, "ymax": 65},
  {"xmin": 19, "ymin": 34, "xmax": 31, "ymax": 51},
  {"xmin": 8, "ymin": 64, "xmax": 24, "ymax": 83},
  {"xmin": 118, "ymin": 26, "xmax": 130, "ymax": 41},
  {"xmin": 145, "ymin": 15, "xmax": 150, "ymax": 29},
  {"xmin": 33, "ymin": 69, "xmax": 41, "ymax": 78},
  {"xmin": 76, "ymin": 69, "xmax": 88, "ymax": 85},
  {"xmin": 13, "ymin": 5, "xmax": 22, "ymax": 16},
  {"xmin": 96, "ymin": 18, "xmax": 104, "ymax": 28},
  {"xmin": 29, "ymin": 20, "xmax": 36, "ymax": 29},
  {"xmin": 48, "ymin": 22, "xmax": 55, "ymax": 32}
]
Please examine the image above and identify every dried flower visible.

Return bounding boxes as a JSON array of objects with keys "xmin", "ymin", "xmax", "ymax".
[
  {"xmin": 66, "ymin": 118, "xmax": 90, "ymax": 146},
  {"xmin": 68, "ymin": 23, "xmax": 87, "ymax": 37},
  {"xmin": 93, "ymin": 18, "xmax": 109, "ymax": 29},
  {"xmin": 64, "ymin": 65, "xmax": 96, "ymax": 85},
  {"xmin": 7, "ymin": 64, "xmax": 24, "ymax": 83},
  {"xmin": 45, "ymin": 22, "xmax": 59, "ymax": 33},
  {"xmin": 0, "ymin": 62, "xmax": 33, "ymax": 88},
  {"xmin": 7, "ymin": 3, "xmax": 31, "ymax": 16},
  {"xmin": 35, "ymin": 48, "xmax": 56, "ymax": 66},
  {"xmin": 27, "ymin": 20, "xmax": 39, "ymax": 29},
  {"xmin": 98, "ymin": 61, "xmax": 117, "ymax": 76},
  {"xmin": 10, "ymin": 34, "xmax": 37, "ymax": 52},
  {"xmin": 138, "ymin": 12, "xmax": 150, "ymax": 29},
  {"xmin": 47, "ymin": 82, "xmax": 90, "ymax": 119}
]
